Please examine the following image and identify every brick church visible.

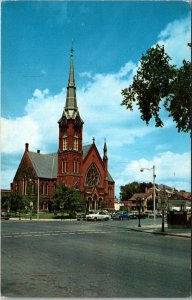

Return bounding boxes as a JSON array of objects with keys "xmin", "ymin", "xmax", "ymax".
[{"xmin": 11, "ymin": 48, "xmax": 115, "ymax": 211}]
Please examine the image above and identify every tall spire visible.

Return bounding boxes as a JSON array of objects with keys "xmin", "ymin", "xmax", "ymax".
[
  {"xmin": 103, "ymin": 138, "xmax": 108, "ymax": 159},
  {"xmin": 65, "ymin": 46, "xmax": 78, "ymax": 117}
]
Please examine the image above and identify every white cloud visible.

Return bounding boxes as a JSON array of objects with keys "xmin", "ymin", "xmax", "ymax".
[
  {"xmin": 157, "ymin": 15, "xmax": 191, "ymax": 66},
  {"xmin": 115, "ymin": 151, "xmax": 191, "ymax": 193},
  {"xmin": 2, "ymin": 60, "xmax": 151, "ymax": 155},
  {"xmin": 1, "ymin": 89, "xmax": 67, "ymax": 154},
  {"xmin": 1, "ymin": 116, "xmax": 40, "ymax": 153}
]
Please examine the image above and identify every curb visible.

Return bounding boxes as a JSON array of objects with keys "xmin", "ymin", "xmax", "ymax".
[
  {"xmin": 129, "ymin": 228, "xmax": 191, "ymax": 238},
  {"xmin": 152, "ymin": 231, "xmax": 191, "ymax": 239}
]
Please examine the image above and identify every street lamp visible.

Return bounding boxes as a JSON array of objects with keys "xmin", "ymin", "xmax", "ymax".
[
  {"xmin": 140, "ymin": 165, "xmax": 156, "ymax": 225},
  {"xmin": 29, "ymin": 201, "xmax": 33, "ymax": 220},
  {"xmin": 136, "ymin": 197, "xmax": 142, "ymax": 227},
  {"xmin": 37, "ymin": 178, "xmax": 40, "ymax": 219}
]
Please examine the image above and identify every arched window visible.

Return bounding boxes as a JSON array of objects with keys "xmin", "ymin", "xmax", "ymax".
[
  {"xmin": 31, "ymin": 181, "xmax": 35, "ymax": 194},
  {"xmin": 73, "ymin": 132, "xmax": 78, "ymax": 151},
  {"xmin": 86, "ymin": 165, "xmax": 101, "ymax": 187},
  {"xmin": 46, "ymin": 183, "xmax": 49, "ymax": 195},
  {"xmin": 42, "ymin": 182, "xmax": 45, "ymax": 195},
  {"xmin": 62, "ymin": 158, "xmax": 68, "ymax": 173},
  {"xmin": 16, "ymin": 182, "xmax": 19, "ymax": 191},
  {"xmin": 108, "ymin": 187, "xmax": 112, "ymax": 196},
  {"xmin": 23, "ymin": 177, "xmax": 27, "ymax": 195},
  {"xmin": 73, "ymin": 159, "xmax": 79, "ymax": 173},
  {"xmin": 63, "ymin": 132, "xmax": 68, "ymax": 150}
]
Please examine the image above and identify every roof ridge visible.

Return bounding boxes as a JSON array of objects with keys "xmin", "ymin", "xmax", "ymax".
[
  {"xmin": 29, "ymin": 151, "xmax": 57, "ymax": 156},
  {"xmin": 27, "ymin": 152, "xmax": 41, "ymax": 177}
]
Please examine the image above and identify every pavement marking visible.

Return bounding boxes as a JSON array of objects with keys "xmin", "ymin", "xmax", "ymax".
[{"xmin": 2, "ymin": 229, "xmax": 131, "ymax": 238}]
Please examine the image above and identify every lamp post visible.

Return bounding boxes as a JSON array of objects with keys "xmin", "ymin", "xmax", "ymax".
[
  {"xmin": 37, "ymin": 178, "xmax": 40, "ymax": 219},
  {"xmin": 140, "ymin": 165, "xmax": 156, "ymax": 225},
  {"xmin": 29, "ymin": 201, "xmax": 33, "ymax": 220},
  {"xmin": 137, "ymin": 197, "xmax": 142, "ymax": 227},
  {"xmin": 60, "ymin": 204, "xmax": 64, "ymax": 220},
  {"xmin": 159, "ymin": 187, "xmax": 167, "ymax": 233},
  {"xmin": 161, "ymin": 202, "xmax": 166, "ymax": 232}
]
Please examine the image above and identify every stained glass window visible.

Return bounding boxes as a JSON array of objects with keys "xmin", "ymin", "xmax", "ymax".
[{"xmin": 86, "ymin": 165, "xmax": 100, "ymax": 187}]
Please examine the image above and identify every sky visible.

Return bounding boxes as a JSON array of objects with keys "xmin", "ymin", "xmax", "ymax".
[{"xmin": 1, "ymin": 1, "xmax": 191, "ymax": 197}]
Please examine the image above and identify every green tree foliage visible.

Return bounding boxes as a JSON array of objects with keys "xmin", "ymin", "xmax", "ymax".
[
  {"xmin": 52, "ymin": 184, "xmax": 85, "ymax": 212},
  {"xmin": 1, "ymin": 192, "xmax": 11, "ymax": 210},
  {"xmin": 121, "ymin": 44, "xmax": 191, "ymax": 133},
  {"xmin": 9, "ymin": 192, "xmax": 24, "ymax": 212},
  {"xmin": 1, "ymin": 191, "xmax": 35, "ymax": 213},
  {"xmin": 120, "ymin": 182, "xmax": 153, "ymax": 201}
]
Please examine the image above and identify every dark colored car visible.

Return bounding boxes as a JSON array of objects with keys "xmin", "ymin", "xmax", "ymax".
[
  {"xmin": 112, "ymin": 211, "xmax": 129, "ymax": 220},
  {"xmin": 129, "ymin": 213, "xmax": 138, "ymax": 219},
  {"xmin": 148, "ymin": 213, "xmax": 162, "ymax": 218},
  {"xmin": 76, "ymin": 213, "xmax": 86, "ymax": 221},
  {"xmin": 156, "ymin": 213, "xmax": 162, "ymax": 218},
  {"xmin": 137, "ymin": 213, "xmax": 148, "ymax": 219},
  {"xmin": 1, "ymin": 212, "xmax": 10, "ymax": 220}
]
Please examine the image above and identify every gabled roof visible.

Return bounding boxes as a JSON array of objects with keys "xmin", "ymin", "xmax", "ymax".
[
  {"xmin": 27, "ymin": 145, "xmax": 114, "ymax": 183},
  {"xmin": 129, "ymin": 193, "xmax": 147, "ymax": 200},
  {"xmin": 82, "ymin": 144, "xmax": 114, "ymax": 183},
  {"xmin": 82, "ymin": 144, "xmax": 92, "ymax": 159},
  {"xmin": 27, "ymin": 152, "xmax": 57, "ymax": 179},
  {"xmin": 107, "ymin": 171, "xmax": 114, "ymax": 183}
]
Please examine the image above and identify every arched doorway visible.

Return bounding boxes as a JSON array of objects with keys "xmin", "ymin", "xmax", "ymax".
[{"xmin": 93, "ymin": 194, "xmax": 97, "ymax": 210}]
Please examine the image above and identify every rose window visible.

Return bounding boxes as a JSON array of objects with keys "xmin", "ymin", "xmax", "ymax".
[{"xmin": 86, "ymin": 166, "xmax": 100, "ymax": 187}]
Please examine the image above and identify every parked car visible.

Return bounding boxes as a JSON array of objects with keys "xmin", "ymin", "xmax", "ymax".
[
  {"xmin": 148, "ymin": 213, "xmax": 162, "ymax": 218},
  {"xmin": 129, "ymin": 213, "xmax": 138, "ymax": 219},
  {"xmin": 136, "ymin": 213, "xmax": 148, "ymax": 219},
  {"xmin": 156, "ymin": 213, "xmax": 162, "ymax": 218},
  {"xmin": 1, "ymin": 212, "xmax": 10, "ymax": 220},
  {"xmin": 85, "ymin": 211, "xmax": 110, "ymax": 221},
  {"xmin": 148, "ymin": 213, "xmax": 155, "ymax": 218},
  {"xmin": 76, "ymin": 213, "xmax": 86, "ymax": 221},
  {"xmin": 111, "ymin": 211, "xmax": 129, "ymax": 220}
]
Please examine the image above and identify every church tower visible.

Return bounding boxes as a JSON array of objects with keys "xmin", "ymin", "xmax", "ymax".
[{"xmin": 57, "ymin": 48, "xmax": 84, "ymax": 190}]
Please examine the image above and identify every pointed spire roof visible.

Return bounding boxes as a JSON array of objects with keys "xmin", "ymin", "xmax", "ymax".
[
  {"xmin": 103, "ymin": 138, "xmax": 108, "ymax": 159},
  {"xmin": 58, "ymin": 47, "xmax": 83, "ymax": 124},
  {"xmin": 65, "ymin": 47, "xmax": 78, "ymax": 115}
]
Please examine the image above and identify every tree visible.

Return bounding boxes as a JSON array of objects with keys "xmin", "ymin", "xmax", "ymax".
[
  {"xmin": 9, "ymin": 191, "xmax": 24, "ymax": 212},
  {"xmin": 52, "ymin": 184, "xmax": 85, "ymax": 212},
  {"xmin": 120, "ymin": 182, "xmax": 153, "ymax": 201},
  {"xmin": 121, "ymin": 44, "xmax": 191, "ymax": 133},
  {"xmin": 1, "ymin": 192, "xmax": 11, "ymax": 211}
]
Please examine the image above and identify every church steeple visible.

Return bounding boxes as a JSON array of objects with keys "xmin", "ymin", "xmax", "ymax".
[
  {"xmin": 57, "ymin": 46, "xmax": 84, "ymax": 186},
  {"xmin": 64, "ymin": 47, "xmax": 78, "ymax": 118}
]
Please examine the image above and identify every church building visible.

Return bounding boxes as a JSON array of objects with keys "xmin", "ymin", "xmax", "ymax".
[{"xmin": 11, "ymin": 48, "xmax": 115, "ymax": 211}]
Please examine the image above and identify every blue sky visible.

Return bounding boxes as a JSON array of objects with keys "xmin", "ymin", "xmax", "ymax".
[{"xmin": 1, "ymin": 1, "xmax": 191, "ymax": 196}]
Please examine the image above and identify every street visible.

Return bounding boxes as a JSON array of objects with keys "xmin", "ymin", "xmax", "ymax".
[{"xmin": 1, "ymin": 219, "xmax": 191, "ymax": 298}]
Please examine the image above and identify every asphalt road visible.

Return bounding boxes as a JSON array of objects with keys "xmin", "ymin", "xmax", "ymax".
[{"xmin": 1, "ymin": 219, "xmax": 191, "ymax": 298}]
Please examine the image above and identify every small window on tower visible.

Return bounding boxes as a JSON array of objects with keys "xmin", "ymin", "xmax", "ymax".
[
  {"xmin": 63, "ymin": 132, "xmax": 68, "ymax": 150},
  {"xmin": 73, "ymin": 159, "xmax": 79, "ymax": 173},
  {"xmin": 73, "ymin": 132, "xmax": 78, "ymax": 151},
  {"xmin": 62, "ymin": 159, "xmax": 68, "ymax": 173}
]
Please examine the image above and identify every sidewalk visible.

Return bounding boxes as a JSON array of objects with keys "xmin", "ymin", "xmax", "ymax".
[{"xmin": 129, "ymin": 223, "xmax": 191, "ymax": 238}]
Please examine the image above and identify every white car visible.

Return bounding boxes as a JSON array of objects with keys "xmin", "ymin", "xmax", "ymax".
[{"xmin": 86, "ymin": 211, "xmax": 110, "ymax": 221}]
